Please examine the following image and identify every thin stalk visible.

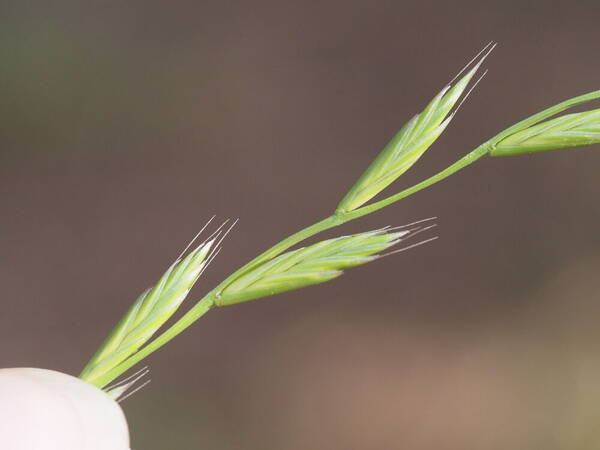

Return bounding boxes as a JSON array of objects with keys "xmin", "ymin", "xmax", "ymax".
[{"xmin": 91, "ymin": 142, "xmax": 491, "ymax": 388}]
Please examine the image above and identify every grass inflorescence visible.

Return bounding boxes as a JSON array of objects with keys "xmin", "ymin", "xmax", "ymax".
[{"xmin": 79, "ymin": 42, "xmax": 600, "ymax": 392}]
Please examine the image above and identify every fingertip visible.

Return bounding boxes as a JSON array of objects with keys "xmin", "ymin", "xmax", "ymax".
[{"xmin": 0, "ymin": 368, "xmax": 130, "ymax": 450}]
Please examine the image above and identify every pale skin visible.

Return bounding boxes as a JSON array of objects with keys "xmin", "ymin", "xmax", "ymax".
[{"xmin": 0, "ymin": 368, "xmax": 130, "ymax": 450}]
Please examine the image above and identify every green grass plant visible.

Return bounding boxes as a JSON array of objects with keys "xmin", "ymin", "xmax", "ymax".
[{"xmin": 79, "ymin": 42, "xmax": 600, "ymax": 392}]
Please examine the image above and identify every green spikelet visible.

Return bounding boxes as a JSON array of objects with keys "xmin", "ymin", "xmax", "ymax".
[
  {"xmin": 80, "ymin": 238, "xmax": 216, "ymax": 386},
  {"xmin": 216, "ymin": 227, "xmax": 427, "ymax": 306},
  {"xmin": 491, "ymin": 108, "xmax": 600, "ymax": 156},
  {"xmin": 335, "ymin": 43, "xmax": 494, "ymax": 214}
]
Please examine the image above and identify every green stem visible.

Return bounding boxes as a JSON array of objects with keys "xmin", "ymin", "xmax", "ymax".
[{"xmin": 90, "ymin": 142, "xmax": 491, "ymax": 388}]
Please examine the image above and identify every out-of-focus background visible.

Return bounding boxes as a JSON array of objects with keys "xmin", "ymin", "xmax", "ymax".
[{"xmin": 2, "ymin": 1, "xmax": 600, "ymax": 449}]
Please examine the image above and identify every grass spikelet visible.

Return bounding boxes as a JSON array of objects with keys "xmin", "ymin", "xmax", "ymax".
[
  {"xmin": 80, "ymin": 230, "xmax": 220, "ymax": 385},
  {"xmin": 491, "ymin": 107, "xmax": 600, "ymax": 156},
  {"xmin": 335, "ymin": 42, "xmax": 495, "ymax": 214},
  {"xmin": 216, "ymin": 225, "xmax": 435, "ymax": 306}
]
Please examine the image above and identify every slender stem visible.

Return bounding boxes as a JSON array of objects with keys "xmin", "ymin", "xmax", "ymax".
[{"xmin": 91, "ymin": 142, "xmax": 491, "ymax": 387}]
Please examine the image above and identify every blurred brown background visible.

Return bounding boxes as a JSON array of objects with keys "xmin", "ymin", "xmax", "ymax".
[{"xmin": 2, "ymin": 1, "xmax": 600, "ymax": 449}]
